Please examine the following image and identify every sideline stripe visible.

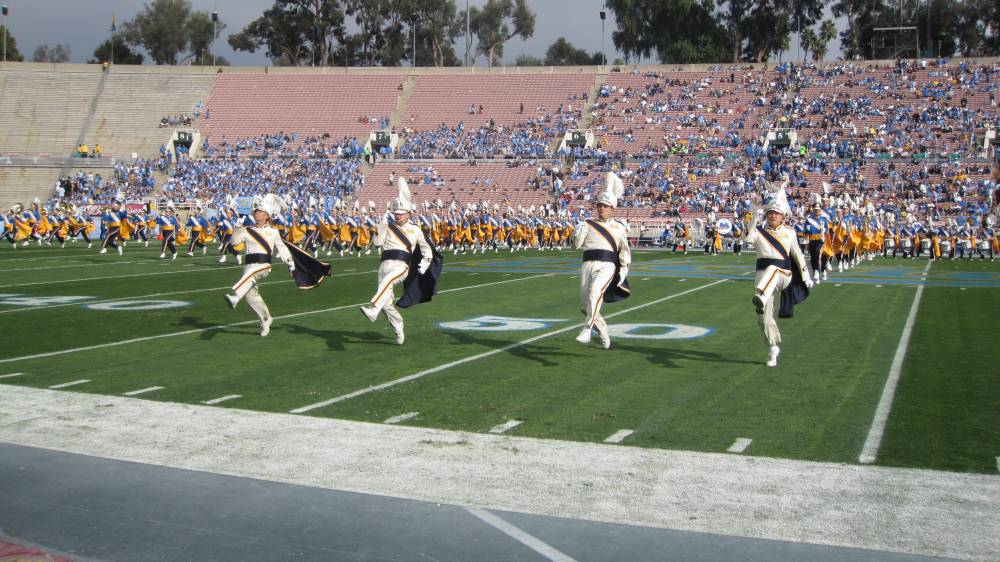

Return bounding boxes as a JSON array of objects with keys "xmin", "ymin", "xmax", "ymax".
[
  {"xmin": 49, "ymin": 379, "xmax": 90, "ymax": 389},
  {"xmin": 604, "ymin": 429, "xmax": 634, "ymax": 444},
  {"xmin": 466, "ymin": 508, "xmax": 579, "ymax": 562},
  {"xmin": 290, "ymin": 279, "xmax": 729, "ymax": 414},
  {"xmin": 0, "ymin": 273, "xmax": 554, "ymax": 365},
  {"xmin": 859, "ymin": 261, "xmax": 932, "ymax": 465},
  {"xmin": 203, "ymin": 395, "xmax": 242, "ymax": 405},
  {"xmin": 489, "ymin": 420, "xmax": 523, "ymax": 434},
  {"xmin": 123, "ymin": 386, "xmax": 164, "ymax": 396},
  {"xmin": 727, "ymin": 438, "xmax": 753, "ymax": 453},
  {"xmin": 383, "ymin": 412, "xmax": 419, "ymax": 424},
  {"xmin": 0, "ymin": 372, "xmax": 25, "ymax": 379}
]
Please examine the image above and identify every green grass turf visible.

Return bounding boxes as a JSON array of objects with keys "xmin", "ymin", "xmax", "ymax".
[{"xmin": 2, "ymin": 244, "xmax": 999, "ymax": 473}]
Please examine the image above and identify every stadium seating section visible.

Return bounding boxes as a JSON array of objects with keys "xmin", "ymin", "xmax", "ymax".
[{"xmin": 0, "ymin": 60, "xmax": 996, "ymax": 222}]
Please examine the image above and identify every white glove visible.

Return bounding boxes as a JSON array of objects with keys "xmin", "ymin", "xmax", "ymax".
[
  {"xmin": 288, "ymin": 264, "xmax": 296, "ymax": 274},
  {"xmin": 803, "ymin": 274, "xmax": 813, "ymax": 289},
  {"xmin": 417, "ymin": 262, "xmax": 430, "ymax": 275},
  {"xmin": 618, "ymin": 266, "xmax": 629, "ymax": 287}
]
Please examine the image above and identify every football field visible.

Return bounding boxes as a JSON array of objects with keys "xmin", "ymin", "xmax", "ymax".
[{"xmin": 2, "ymin": 243, "xmax": 999, "ymax": 474}]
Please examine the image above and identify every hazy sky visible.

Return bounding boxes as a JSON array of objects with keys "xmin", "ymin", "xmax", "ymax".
[{"xmin": 0, "ymin": 0, "xmax": 840, "ymax": 66}]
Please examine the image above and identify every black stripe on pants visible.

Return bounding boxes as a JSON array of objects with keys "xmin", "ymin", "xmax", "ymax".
[
  {"xmin": 102, "ymin": 227, "xmax": 120, "ymax": 249},
  {"xmin": 161, "ymin": 232, "xmax": 176, "ymax": 255}
]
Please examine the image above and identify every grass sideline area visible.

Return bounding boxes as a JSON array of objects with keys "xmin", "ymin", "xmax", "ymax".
[{"xmin": 2, "ymin": 244, "xmax": 998, "ymax": 474}]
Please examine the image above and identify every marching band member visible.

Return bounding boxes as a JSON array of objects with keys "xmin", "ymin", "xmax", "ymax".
[
  {"xmin": 186, "ymin": 206, "xmax": 209, "ymax": 256},
  {"xmin": 157, "ymin": 206, "xmax": 180, "ymax": 259},
  {"xmin": 745, "ymin": 184, "xmax": 812, "ymax": 367},
  {"xmin": 217, "ymin": 208, "xmax": 242, "ymax": 264},
  {"xmin": 223, "ymin": 195, "xmax": 296, "ymax": 337},
  {"xmin": 68, "ymin": 206, "xmax": 94, "ymax": 248},
  {"xmin": 731, "ymin": 215, "xmax": 744, "ymax": 255},
  {"xmin": 360, "ymin": 179, "xmax": 434, "ymax": 345},
  {"xmin": 673, "ymin": 219, "xmax": 689, "ymax": 254},
  {"xmin": 957, "ymin": 219, "xmax": 974, "ymax": 260},
  {"xmin": 805, "ymin": 203, "xmax": 827, "ymax": 282},
  {"xmin": 898, "ymin": 221, "xmax": 914, "ymax": 259},
  {"xmin": 1, "ymin": 209, "xmax": 16, "ymax": 248},
  {"xmin": 572, "ymin": 173, "xmax": 631, "ymax": 350},
  {"xmin": 14, "ymin": 204, "xmax": 34, "ymax": 246},
  {"xmin": 983, "ymin": 223, "xmax": 998, "ymax": 261},
  {"xmin": 99, "ymin": 201, "xmax": 126, "ymax": 255}
]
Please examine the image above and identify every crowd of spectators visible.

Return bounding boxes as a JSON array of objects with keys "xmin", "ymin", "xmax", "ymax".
[{"xmin": 157, "ymin": 157, "xmax": 364, "ymax": 212}]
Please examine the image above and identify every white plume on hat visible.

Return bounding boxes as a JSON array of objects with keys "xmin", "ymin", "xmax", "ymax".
[
  {"xmin": 598, "ymin": 172, "xmax": 624, "ymax": 208},
  {"xmin": 394, "ymin": 177, "xmax": 413, "ymax": 213}
]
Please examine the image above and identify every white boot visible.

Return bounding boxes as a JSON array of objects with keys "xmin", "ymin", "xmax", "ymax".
[
  {"xmin": 575, "ymin": 327, "xmax": 592, "ymax": 344},
  {"xmin": 260, "ymin": 316, "xmax": 272, "ymax": 337},
  {"xmin": 766, "ymin": 345, "xmax": 780, "ymax": 367},
  {"xmin": 219, "ymin": 255, "xmax": 226, "ymax": 263},
  {"xmin": 360, "ymin": 305, "xmax": 378, "ymax": 322}
]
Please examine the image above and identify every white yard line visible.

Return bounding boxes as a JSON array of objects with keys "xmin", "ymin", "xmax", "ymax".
[
  {"xmin": 0, "ymin": 266, "xmax": 236, "ymax": 289},
  {"xmin": 202, "ymin": 395, "xmax": 242, "ymax": 405},
  {"xmin": 0, "ymin": 273, "xmax": 554, "ymax": 365},
  {"xmin": 290, "ymin": 279, "xmax": 729, "ymax": 414},
  {"xmin": 383, "ymin": 412, "xmax": 420, "ymax": 424},
  {"xmin": 0, "ymin": 372, "xmax": 25, "ymax": 379},
  {"xmin": 604, "ymin": 429, "xmax": 634, "ymax": 444},
  {"xmin": 0, "ymin": 260, "xmax": 146, "ymax": 273},
  {"xmin": 122, "ymin": 386, "xmax": 164, "ymax": 396},
  {"xmin": 0, "ymin": 268, "xmax": 383, "ymax": 315},
  {"xmin": 488, "ymin": 420, "xmax": 523, "ymax": 434},
  {"xmin": 48, "ymin": 379, "xmax": 90, "ymax": 389},
  {"xmin": 727, "ymin": 438, "xmax": 753, "ymax": 453},
  {"xmin": 466, "ymin": 508, "xmax": 579, "ymax": 562},
  {"xmin": 859, "ymin": 261, "xmax": 932, "ymax": 465}
]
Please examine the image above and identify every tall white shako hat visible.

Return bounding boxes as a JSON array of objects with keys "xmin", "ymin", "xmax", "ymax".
[
  {"xmin": 597, "ymin": 172, "xmax": 624, "ymax": 208},
  {"xmin": 763, "ymin": 179, "xmax": 791, "ymax": 216},
  {"xmin": 252, "ymin": 193, "xmax": 286, "ymax": 219},
  {"xmin": 393, "ymin": 177, "xmax": 414, "ymax": 214}
]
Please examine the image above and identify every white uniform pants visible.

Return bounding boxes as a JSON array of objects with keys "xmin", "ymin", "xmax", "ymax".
[
  {"xmin": 369, "ymin": 259, "xmax": 409, "ymax": 334},
  {"xmin": 232, "ymin": 264, "xmax": 272, "ymax": 323},
  {"xmin": 754, "ymin": 265, "xmax": 792, "ymax": 347},
  {"xmin": 580, "ymin": 261, "xmax": 616, "ymax": 334}
]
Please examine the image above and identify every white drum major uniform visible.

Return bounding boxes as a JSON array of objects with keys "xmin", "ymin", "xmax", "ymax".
[
  {"xmin": 572, "ymin": 173, "xmax": 631, "ymax": 350},
  {"xmin": 223, "ymin": 195, "xmax": 295, "ymax": 337}
]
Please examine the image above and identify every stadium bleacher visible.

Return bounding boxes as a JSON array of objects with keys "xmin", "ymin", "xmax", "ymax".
[{"xmin": 0, "ymin": 60, "xmax": 996, "ymax": 228}]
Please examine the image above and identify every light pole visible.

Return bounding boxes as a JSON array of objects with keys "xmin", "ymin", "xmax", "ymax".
[
  {"xmin": 465, "ymin": 0, "xmax": 470, "ymax": 67},
  {"xmin": 211, "ymin": 12, "xmax": 218, "ymax": 66},
  {"xmin": 2, "ymin": 5, "xmax": 8, "ymax": 64},
  {"xmin": 600, "ymin": 10, "xmax": 606, "ymax": 66}
]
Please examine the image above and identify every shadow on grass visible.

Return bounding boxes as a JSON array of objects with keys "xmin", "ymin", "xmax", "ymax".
[
  {"xmin": 283, "ymin": 324, "xmax": 389, "ymax": 351},
  {"xmin": 175, "ymin": 315, "xmax": 252, "ymax": 340},
  {"xmin": 442, "ymin": 331, "xmax": 587, "ymax": 367},
  {"xmin": 613, "ymin": 343, "xmax": 760, "ymax": 368}
]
